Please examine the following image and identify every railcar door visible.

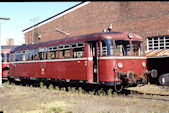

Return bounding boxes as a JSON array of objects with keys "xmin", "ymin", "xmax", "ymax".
[{"xmin": 88, "ymin": 41, "xmax": 99, "ymax": 83}]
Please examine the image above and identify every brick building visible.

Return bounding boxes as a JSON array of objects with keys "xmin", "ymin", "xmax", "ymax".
[
  {"xmin": 6, "ymin": 38, "xmax": 14, "ymax": 46},
  {"xmin": 23, "ymin": 1, "xmax": 169, "ymax": 50}
]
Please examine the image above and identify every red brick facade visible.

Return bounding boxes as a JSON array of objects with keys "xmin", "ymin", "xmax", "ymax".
[{"xmin": 24, "ymin": 1, "xmax": 169, "ymax": 48}]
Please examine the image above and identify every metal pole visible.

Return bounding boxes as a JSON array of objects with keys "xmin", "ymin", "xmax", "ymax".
[
  {"xmin": 0, "ymin": 17, "xmax": 10, "ymax": 88},
  {"xmin": 0, "ymin": 23, "xmax": 2, "ymax": 87}
]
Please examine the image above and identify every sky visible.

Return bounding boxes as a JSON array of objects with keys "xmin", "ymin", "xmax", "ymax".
[{"xmin": 0, "ymin": 2, "xmax": 81, "ymax": 46}]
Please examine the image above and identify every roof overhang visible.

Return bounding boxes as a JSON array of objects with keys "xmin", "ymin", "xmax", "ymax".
[{"xmin": 22, "ymin": 2, "xmax": 90, "ymax": 33}]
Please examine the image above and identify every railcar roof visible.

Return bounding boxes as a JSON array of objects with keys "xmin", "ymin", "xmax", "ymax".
[
  {"xmin": 2, "ymin": 45, "xmax": 19, "ymax": 53},
  {"xmin": 11, "ymin": 32, "xmax": 143, "ymax": 52}
]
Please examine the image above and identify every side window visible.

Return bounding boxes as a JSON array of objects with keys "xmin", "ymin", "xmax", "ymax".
[
  {"xmin": 23, "ymin": 50, "xmax": 30, "ymax": 61},
  {"xmin": 1, "ymin": 53, "xmax": 6, "ymax": 62},
  {"xmin": 63, "ymin": 44, "xmax": 71, "ymax": 58},
  {"xmin": 64, "ymin": 50, "xmax": 71, "ymax": 58},
  {"xmin": 10, "ymin": 53, "xmax": 15, "ymax": 62},
  {"xmin": 30, "ymin": 49, "xmax": 38, "ymax": 60},
  {"xmin": 48, "ymin": 46, "xmax": 58, "ymax": 59},
  {"xmin": 7, "ymin": 53, "xmax": 10, "ymax": 62},
  {"xmin": 15, "ymin": 51, "xmax": 22, "ymax": 61},
  {"xmin": 72, "ymin": 43, "xmax": 84, "ymax": 58},
  {"xmin": 58, "ymin": 44, "xmax": 71, "ymax": 59},
  {"xmin": 39, "ymin": 47, "xmax": 47, "ymax": 60},
  {"xmin": 58, "ymin": 50, "xmax": 64, "ymax": 59},
  {"xmin": 58, "ymin": 45, "xmax": 64, "ymax": 59}
]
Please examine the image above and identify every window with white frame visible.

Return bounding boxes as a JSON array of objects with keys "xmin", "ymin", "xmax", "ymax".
[{"xmin": 147, "ymin": 36, "xmax": 169, "ymax": 51}]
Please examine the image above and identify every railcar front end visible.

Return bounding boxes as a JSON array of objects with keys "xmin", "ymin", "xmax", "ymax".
[
  {"xmin": 98, "ymin": 33, "xmax": 157, "ymax": 91},
  {"xmin": 1, "ymin": 49, "xmax": 10, "ymax": 78}
]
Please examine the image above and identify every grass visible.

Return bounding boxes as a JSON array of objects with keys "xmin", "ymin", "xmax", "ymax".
[
  {"xmin": 0, "ymin": 81, "xmax": 168, "ymax": 113},
  {"xmin": 47, "ymin": 107, "xmax": 63, "ymax": 113}
]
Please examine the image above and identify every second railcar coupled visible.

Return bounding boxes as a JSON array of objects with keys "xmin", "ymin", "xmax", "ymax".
[
  {"xmin": 9, "ymin": 32, "xmax": 157, "ymax": 92},
  {"xmin": 1, "ymin": 46, "xmax": 18, "ymax": 78}
]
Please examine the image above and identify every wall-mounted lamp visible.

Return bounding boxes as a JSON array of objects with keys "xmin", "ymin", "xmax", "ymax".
[{"xmin": 38, "ymin": 34, "xmax": 41, "ymax": 40}]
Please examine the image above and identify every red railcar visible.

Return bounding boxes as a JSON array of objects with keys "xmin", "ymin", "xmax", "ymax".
[
  {"xmin": 2, "ymin": 48, "xmax": 10, "ymax": 77},
  {"xmin": 1, "ymin": 46, "xmax": 18, "ymax": 78},
  {"xmin": 9, "ymin": 32, "xmax": 156, "ymax": 91}
]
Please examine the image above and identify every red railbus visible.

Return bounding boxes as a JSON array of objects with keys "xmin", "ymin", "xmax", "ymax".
[
  {"xmin": 9, "ymin": 32, "xmax": 157, "ymax": 91},
  {"xmin": 1, "ymin": 46, "xmax": 18, "ymax": 78},
  {"xmin": 2, "ymin": 48, "xmax": 10, "ymax": 78}
]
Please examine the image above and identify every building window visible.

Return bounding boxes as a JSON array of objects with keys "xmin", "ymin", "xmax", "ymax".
[{"xmin": 147, "ymin": 36, "xmax": 169, "ymax": 51}]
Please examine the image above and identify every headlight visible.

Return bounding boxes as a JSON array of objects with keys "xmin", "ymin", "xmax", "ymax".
[
  {"xmin": 142, "ymin": 62, "xmax": 146, "ymax": 67},
  {"xmin": 118, "ymin": 62, "xmax": 123, "ymax": 68}
]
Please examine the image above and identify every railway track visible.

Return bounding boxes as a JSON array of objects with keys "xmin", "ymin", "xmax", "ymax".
[
  {"xmin": 123, "ymin": 89, "xmax": 169, "ymax": 102},
  {"xmin": 2, "ymin": 79, "xmax": 169, "ymax": 102}
]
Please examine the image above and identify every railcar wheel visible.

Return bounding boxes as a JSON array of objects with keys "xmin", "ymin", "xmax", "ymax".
[
  {"xmin": 114, "ymin": 84, "xmax": 124, "ymax": 92},
  {"xmin": 8, "ymin": 77, "xmax": 14, "ymax": 84},
  {"xmin": 159, "ymin": 73, "xmax": 169, "ymax": 86}
]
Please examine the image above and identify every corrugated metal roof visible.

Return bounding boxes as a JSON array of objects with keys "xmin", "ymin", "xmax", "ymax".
[{"xmin": 145, "ymin": 49, "xmax": 169, "ymax": 57}]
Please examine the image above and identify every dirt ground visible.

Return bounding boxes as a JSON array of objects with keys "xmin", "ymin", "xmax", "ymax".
[{"xmin": 0, "ymin": 80, "xmax": 168, "ymax": 113}]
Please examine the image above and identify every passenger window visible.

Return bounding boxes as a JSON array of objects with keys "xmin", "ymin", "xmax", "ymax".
[
  {"xmin": 38, "ymin": 48, "xmax": 47, "ymax": 60},
  {"xmin": 71, "ymin": 43, "xmax": 84, "ymax": 58},
  {"xmin": 58, "ymin": 44, "xmax": 71, "ymax": 59},
  {"xmin": 48, "ymin": 46, "xmax": 58, "ymax": 59},
  {"xmin": 39, "ymin": 52, "xmax": 47, "ymax": 60},
  {"xmin": 58, "ymin": 51, "xmax": 64, "ymax": 59},
  {"xmin": 23, "ymin": 50, "xmax": 30, "ymax": 61},
  {"xmin": 7, "ymin": 53, "xmax": 10, "ymax": 62},
  {"xmin": 10, "ymin": 53, "xmax": 15, "ymax": 62},
  {"xmin": 15, "ymin": 51, "xmax": 22, "ymax": 61},
  {"xmin": 1, "ymin": 53, "xmax": 6, "ymax": 62},
  {"xmin": 48, "ymin": 51, "xmax": 57, "ymax": 59},
  {"xmin": 30, "ymin": 49, "xmax": 38, "ymax": 60},
  {"xmin": 73, "ymin": 48, "xmax": 84, "ymax": 58},
  {"xmin": 64, "ymin": 50, "xmax": 71, "ymax": 58}
]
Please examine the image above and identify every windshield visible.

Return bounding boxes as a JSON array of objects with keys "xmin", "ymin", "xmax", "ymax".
[
  {"xmin": 132, "ymin": 41, "xmax": 144, "ymax": 56},
  {"xmin": 101, "ymin": 39, "xmax": 144, "ymax": 56},
  {"xmin": 115, "ymin": 40, "xmax": 131, "ymax": 56}
]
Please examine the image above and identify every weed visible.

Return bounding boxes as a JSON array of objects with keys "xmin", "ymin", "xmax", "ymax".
[
  {"xmin": 47, "ymin": 107, "xmax": 63, "ymax": 113},
  {"xmin": 78, "ymin": 87, "xmax": 84, "ymax": 94},
  {"xmin": 61, "ymin": 87, "xmax": 66, "ymax": 92},
  {"xmin": 66, "ymin": 111, "xmax": 73, "ymax": 113},
  {"xmin": 70, "ymin": 87, "xmax": 76, "ymax": 93},
  {"xmin": 68, "ymin": 87, "xmax": 71, "ymax": 92},
  {"xmin": 113, "ymin": 92, "xmax": 118, "ymax": 96},
  {"xmin": 40, "ymin": 82, "xmax": 44, "ymax": 88},
  {"xmin": 126, "ymin": 106, "xmax": 129, "ymax": 113},
  {"xmin": 89, "ymin": 90, "xmax": 95, "ymax": 96},
  {"xmin": 55, "ymin": 86, "xmax": 60, "ymax": 91},
  {"xmin": 97, "ymin": 88, "xmax": 105, "ymax": 96},
  {"xmin": 30, "ymin": 85, "xmax": 33, "ymax": 88},
  {"xmin": 49, "ymin": 84, "xmax": 54, "ymax": 90},
  {"xmin": 3, "ymin": 81, "xmax": 9, "ymax": 86},
  {"xmin": 107, "ymin": 89, "xmax": 113, "ymax": 97}
]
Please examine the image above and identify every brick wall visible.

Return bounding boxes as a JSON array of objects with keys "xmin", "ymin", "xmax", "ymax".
[{"xmin": 24, "ymin": 1, "xmax": 169, "ymax": 47}]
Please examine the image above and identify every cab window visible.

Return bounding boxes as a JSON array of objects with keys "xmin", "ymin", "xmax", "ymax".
[
  {"xmin": 115, "ymin": 40, "xmax": 131, "ymax": 56},
  {"xmin": 101, "ymin": 40, "xmax": 114, "ymax": 56}
]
